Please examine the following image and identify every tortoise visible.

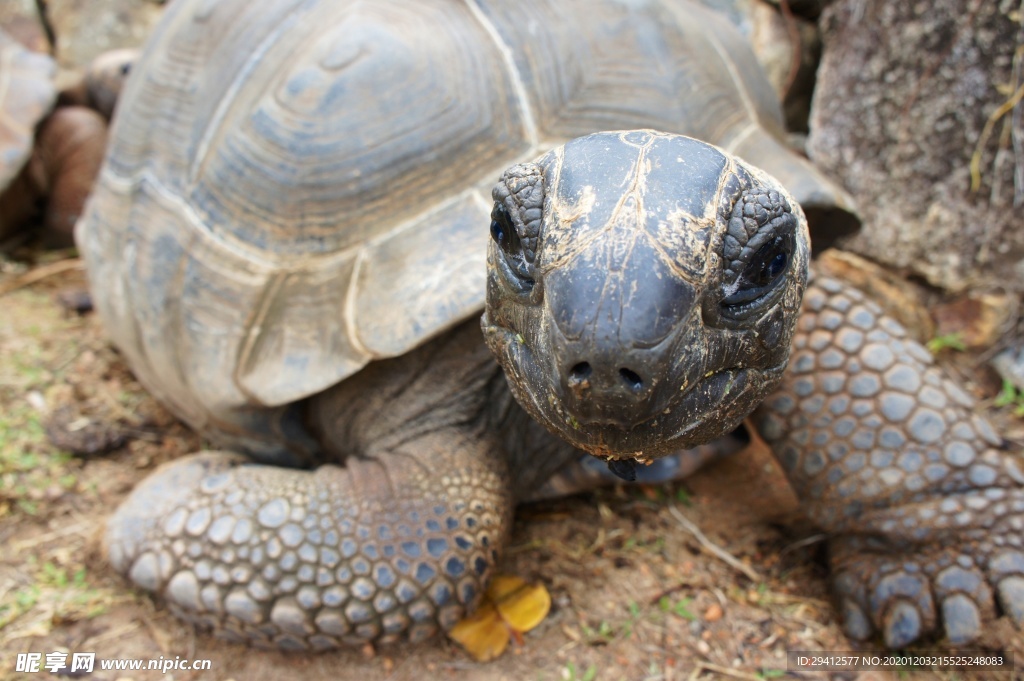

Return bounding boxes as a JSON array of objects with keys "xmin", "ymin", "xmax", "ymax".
[
  {"xmin": 0, "ymin": 29, "xmax": 133, "ymax": 247},
  {"xmin": 77, "ymin": 0, "xmax": 1023, "ymax": 652}
]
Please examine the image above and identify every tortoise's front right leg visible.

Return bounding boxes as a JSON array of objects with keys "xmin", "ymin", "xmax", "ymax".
[
  {"xmin": 105, "ymin": 433, "xmax": 513, "ymax": 650},
  {"xmin": 752, "ymin": 275, "xmax": 1024, "ymax": 648}
]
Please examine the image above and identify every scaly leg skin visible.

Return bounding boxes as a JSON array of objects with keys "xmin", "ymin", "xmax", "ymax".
[
  {"xmin": 753, "ymin": 274, "xmax": 1024, "ymax": 648},
  {"xmin": 105, "ymin": 433, "xmax": 513, "ymax": 650},
  {"xmin": 105, "ymin": 323, "xmax": 520, "ymax": 650}
]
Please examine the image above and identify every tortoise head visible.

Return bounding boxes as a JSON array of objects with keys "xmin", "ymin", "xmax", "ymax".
[{"xmin": 482, "ymin": 130, "xmax": 810, "ymax": 466}]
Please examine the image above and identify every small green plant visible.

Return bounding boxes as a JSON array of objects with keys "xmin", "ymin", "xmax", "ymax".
[
  {"xmin": 0, "ymin": 562, "xmax": 111, "ymax": 631},
  {"xmin": 994, "ymin": 379, "xmax": 1024, "ymax": 417},
  {"xmin": 618, "ymin": 600, "xmax": 645, "ymax": 638},
  {"xmin": 675, "ymin": 599, "xmax": 697, "ymax": 620},
  {"xmin": 581, "ymin": 619, "xmax": 615, "ymax": 643},
  {"xmin": 0, "ymin": 585, "xmax": 41, "ymax": 629},
  {"xmin": 563, "ymin": 661, "xmax": 597, "ymax": 681},
  {"xmin": 658, "ymin": 595, "xmax": 697, "ymax": 620},
  {"xmin": 926, "ymin": 332, "xmax": 966, "ymax": 353},
  {"xmin": 757, "ymin": 670, "xmax": 785, "ymax": 679},
  {"xmin": 0, "ymin": 404, "xmax": 78, "ymax": 516}
]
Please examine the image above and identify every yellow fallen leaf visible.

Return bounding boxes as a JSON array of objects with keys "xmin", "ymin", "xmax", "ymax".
[
  {"xmin": 447, "ymin": 601, "xmax": 509, "ymax": 662},
  {"xmin": 493, "ymin": 581, "xmax": 551, "ymax": 633},
  {"xmin": 486, "ymin": 574, "xmax": 529, "ymax": 602},
  {"xmin": 449, "ymin": 574, "xmax": 552, "ymax": 661}
]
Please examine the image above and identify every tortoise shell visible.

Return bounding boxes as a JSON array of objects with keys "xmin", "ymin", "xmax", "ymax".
[{"xmin": 78, "ymin": 0, "xmax": 851, "ymax": 450}]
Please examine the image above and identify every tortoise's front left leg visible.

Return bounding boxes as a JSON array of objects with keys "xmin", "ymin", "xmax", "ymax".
[
  {"xmin": 752, "ymin": 275, "xmax": 1024, "ymax": 648},
  {"xmin": 105, "ymin": 330, "xmax": 516, "ymax": 655},
  {"xmin": 106, "ymin": 433, "xmax": 512, "ymax": 650}
]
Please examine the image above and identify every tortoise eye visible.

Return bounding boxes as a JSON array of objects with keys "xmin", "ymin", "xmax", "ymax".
[
  {"xmin": 490, "ymin": 203, "xmax": 521, "ymax": 255},
  {"xmin": 489, "ymin": 202, "xmax": 534, "ymax": 290},
  {"xmin": 747, "ymin": 237, "xmax": 789, "ymax": 288},
  {"xmin": 721, "ymin": 233, "xmax": 792, "ymax": 309}
]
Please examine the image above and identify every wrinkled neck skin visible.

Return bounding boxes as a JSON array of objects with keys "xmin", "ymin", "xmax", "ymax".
[
  {"xmin": 305, "ymin": 319, "xmax": 580, "ymax": 501},
  {"xmin": 482, "ymin": 131, "xmax": 810, "ymax": 466}
]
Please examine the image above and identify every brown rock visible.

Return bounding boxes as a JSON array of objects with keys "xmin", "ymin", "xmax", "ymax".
[
  {"xmin": 31, "ymin": 105, "xmax": 109, "ymax": 247},
  {"xmin": 45, "ymin": 403, "xmax": 127, "ymax": 456},
  {"xmin": 703, "ymin": 603, "xmax": 724, "ymax": 622}
]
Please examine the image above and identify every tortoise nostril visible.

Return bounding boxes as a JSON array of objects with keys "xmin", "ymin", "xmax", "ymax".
[
  {"xmin": 619, "ymin": 368, "xmax": 644, "ymax": 392},
  {"xmin": 569, "ymin": 362, "xmax": 592, "ymax": 382}
]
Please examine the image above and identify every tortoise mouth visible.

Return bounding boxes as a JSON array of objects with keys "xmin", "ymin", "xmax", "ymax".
[
  {"xmin": 483, "ymin": 314, "xmax": 782, "ymax": 459},
  {"xmin": 561, "ymin": 367, "xmax": 759, "ymax": 459}
]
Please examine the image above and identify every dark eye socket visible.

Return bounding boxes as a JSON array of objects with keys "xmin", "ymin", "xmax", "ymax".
[
  {"xmin": 721, "ymin": 233, "xmax": 792, "ymax": 308},
  {"xmin": 490, "ymin": 203, "xmax": 521, "ymax": 254},
  {"xmin": 750, "ymin": 239, "xmax": 788, "ymax": 287},
  {"xmin": 490, "ymin": 202, "xmax": 534, "ymax": 290}
]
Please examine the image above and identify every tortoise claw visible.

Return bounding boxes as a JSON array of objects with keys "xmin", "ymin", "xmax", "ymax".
[
  {"xmin": 840, "ymin": 598, "xmax": 873, "ymax": 641},
  {"xmin": 933, "ymin": 564, "xmax": 993, "ymax": 645},
  {"xmin": 996, "ymin": 576, "xmax": 1024, "ymax": 626},
  {"xmin": 833, "ymin": 571, "xmax": 873, "ymax": 640},
  {"xmin": 869, "ymin": 570, "xmax": 934, "ymax": 649},
  {"xmin": 940, "ymin": 595, "xmax": 982, "ymax": 645},
  {"xmin": 830, "ymin": 540, "xmax": 1024, "ymax": 648},
  {"xmin": 831, "ymin": 561, "xmax": 936, "ymax": 648},
  {"xmin": 882, "ymin": 600, "xmax": 922, "ymax": 649}
]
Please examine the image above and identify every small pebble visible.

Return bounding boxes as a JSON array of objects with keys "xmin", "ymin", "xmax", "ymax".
[
  {"xmin": 26, "ymin": 390, "xmax": 46, "ymax": 411},
  {"xmin": 57, "ymin": 288, "xmax": 94, "ymax": 315}
]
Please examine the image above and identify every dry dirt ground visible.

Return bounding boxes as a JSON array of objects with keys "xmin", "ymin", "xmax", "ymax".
[{"xmin": 1, "ymin": 260, "xmax": 1022, "ymax": 681}]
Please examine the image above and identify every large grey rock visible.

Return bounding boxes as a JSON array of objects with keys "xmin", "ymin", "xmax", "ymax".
[{"xmin": 808, "ymin": 0, "xmax": 1023, "ymax": 294}]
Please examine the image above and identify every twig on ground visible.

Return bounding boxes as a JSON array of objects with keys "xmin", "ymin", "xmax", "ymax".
[
  {"xmin": 11, "ymin": 520, "xmax": 91, "ymax": 551},
  {"xmin": 0, "ymin": 258, "xmax": 83, "ymax": 297},
  {"xmin": 668, "ymin": 504, "xmax": 761, "ymax": 583}
]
